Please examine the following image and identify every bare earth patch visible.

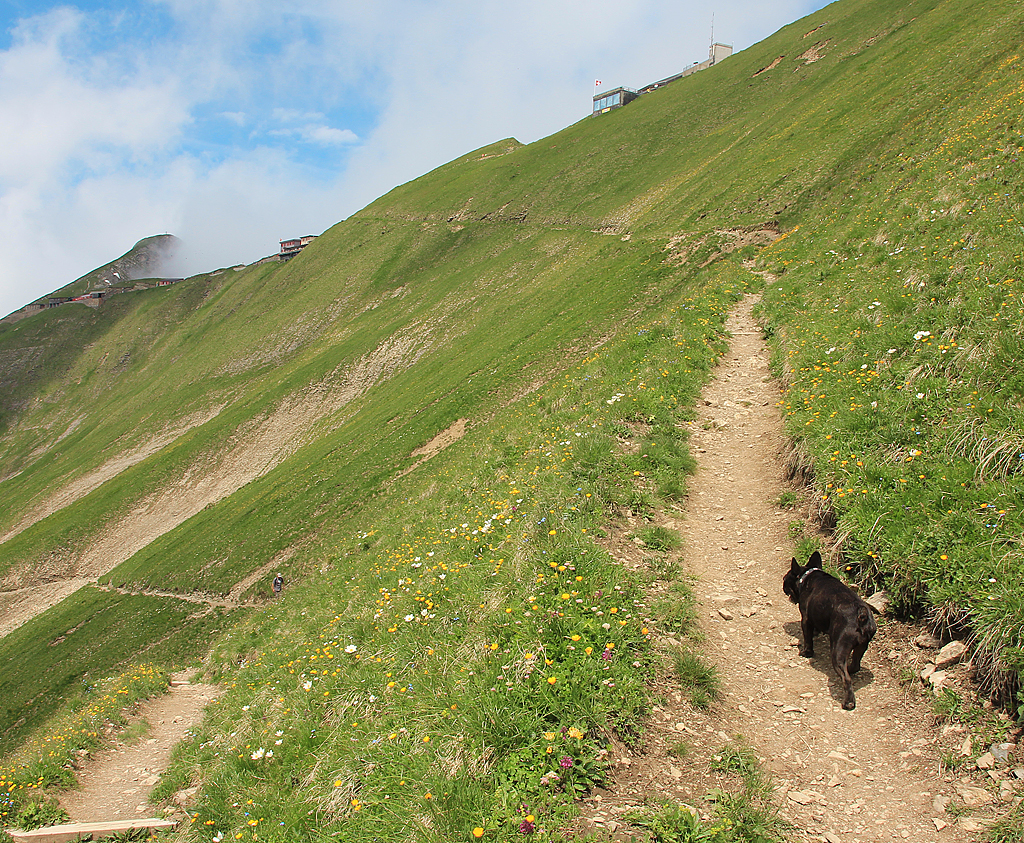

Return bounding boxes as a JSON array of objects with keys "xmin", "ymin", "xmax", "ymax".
[
  {"xmin": 575, "ymin": 296, "xmax": 1014, "ymax": 841},
  {"xmin": 399, "ymin": 417, "xmax": 468, "ymax": 478}
]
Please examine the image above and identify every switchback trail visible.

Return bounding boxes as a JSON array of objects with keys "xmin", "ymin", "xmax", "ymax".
[{"xmin": 577, "ymin": 296, "xmax": 1013, "ymax": 842}]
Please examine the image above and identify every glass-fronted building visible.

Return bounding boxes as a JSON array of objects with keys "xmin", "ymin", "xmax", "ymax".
[{"xmin": 592, "ymin": 87, "xmax": 638, "ymax": 115}]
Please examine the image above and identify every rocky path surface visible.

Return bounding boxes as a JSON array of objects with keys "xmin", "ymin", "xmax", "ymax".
[
  {"xmin": 577, "ymin": 296, "xmax": 1014, "ymax": 842},
  {"xmin": 59, "ymin": 673, "xmax": 218, "ymax": 822}
]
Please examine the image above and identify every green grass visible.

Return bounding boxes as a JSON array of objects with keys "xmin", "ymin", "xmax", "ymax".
[
  {"xmin": 987, "ymin": 803, "xmax": 1024, "ymax": 843},
  {"xmin": 2, "ymin": 0, "xmax": 1024, "ymax": 837},
  {"xmin": 636, "ymin": 525, "xmax": 682, "ymax": 553},
  {"xmin": 144, "ymin": 273, "xmax": 740, "ymax": 840},
  {"xmin": 672, "ymin": 648, "xmax": 722, "ymax": 711}
]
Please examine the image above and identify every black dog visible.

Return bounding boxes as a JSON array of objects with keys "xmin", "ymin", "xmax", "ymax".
[{"xmin": 783, "ymin": 551, "xmax": 877, "ymax": 710}]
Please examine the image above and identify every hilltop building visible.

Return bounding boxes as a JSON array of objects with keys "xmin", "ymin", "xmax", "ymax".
[
  {"xmin": 280, "ymin": 235, "xmax": 318, "ymax": 259},
  {"xmin": 594, "ymin": 42, "xmax": 732, "ymax": 115}
]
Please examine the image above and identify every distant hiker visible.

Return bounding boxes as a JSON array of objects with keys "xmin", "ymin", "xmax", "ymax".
[{"xmin": 272, "ymin": 573, "xmax": 284, "ymax": 596}]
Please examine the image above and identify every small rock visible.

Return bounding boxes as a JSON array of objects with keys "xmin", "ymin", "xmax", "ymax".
[
  {"xmin": 959, "ymin": 817, "xmax": 992, "ymax": 833},
  {"xmin": 1013, "ymin": 767, "xmax": 1024, "ymax": 780},
  {"xmin": 928, "ymin": 670, "xmax": 948, "ymax": 691},
  {"xmin": 718, "ymin": 608, "xmax": 734, "ymax": 621},
  {"xmin": 823, "ymin": 833, "xmax": 842, "ymax": 843},
  {"xmin": 173, "ymin": 786, "xmax": 199, "ymax": 806},
  {"xmin": 1000, "ymin": 781, "xmax": 1016, "ymax": 802},
  {"xmin": 865, "ymin": 590, "xmax": 889, "ymax": 614},
  {"xmin": 977, "ymin": 752, "xmax": 996, "ymax": 770},
  {"xmin": 935, "ymin": 640, "xmax": 967, "ymax": 668},
  {"xmin": 991, "ymin": 742, "xmax": 1014, "ymax": 764},
  {"xmin": 932, "ymin": 818, "xmax": 948, "ymax": 831},
  {"xmin": 915, "ymin": 631, "xmax": 942, "ymax": 649},
  {"xmin": 958, "ymin": 785, "xmax": 994, "ymax": 807},
  {"xmin": 932, "ymin": 794, "xmax": 950, "ymax": 813},
  {"xmin": 920, "ymin": 664, "xmax": 936, "ymax": 682}
]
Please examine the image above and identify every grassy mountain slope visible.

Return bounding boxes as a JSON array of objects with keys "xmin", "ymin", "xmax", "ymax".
[{"xmin": 3, "ymin": 0, "xmax": 1024, "ymax": 836}]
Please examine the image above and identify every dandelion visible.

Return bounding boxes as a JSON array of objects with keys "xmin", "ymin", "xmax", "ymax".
[{"xmin": 473, "ymin": 829, "xmax": 485, "ymax": 838}]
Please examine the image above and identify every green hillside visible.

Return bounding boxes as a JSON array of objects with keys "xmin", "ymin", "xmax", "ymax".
[{"xmin": 2, "ymin": 0, "xmax": 1024, "ymax": 837}]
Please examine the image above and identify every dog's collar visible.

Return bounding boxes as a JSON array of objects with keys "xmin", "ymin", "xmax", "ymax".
[{"xmin": 796, "ymin": 567, "xmax": 819, "ymax": 590}]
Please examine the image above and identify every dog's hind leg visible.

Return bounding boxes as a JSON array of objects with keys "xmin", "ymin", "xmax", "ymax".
[
  {"xmin": 850, "ymin": 639, "xmax": 869, "ymax": 675},
  {"xmin": 832, "ymin": 647, "xmax": 856, "ymax": 710}
]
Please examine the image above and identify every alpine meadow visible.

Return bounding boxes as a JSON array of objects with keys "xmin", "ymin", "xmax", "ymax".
[{"xmin": 3, "ymin": 0, "xmax": 1024, "ymax": 840}]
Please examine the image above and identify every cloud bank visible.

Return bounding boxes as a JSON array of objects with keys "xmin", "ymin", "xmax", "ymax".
[{"xmin": 0, "ymin": 0, "xmax": 826, "ymax": 317}]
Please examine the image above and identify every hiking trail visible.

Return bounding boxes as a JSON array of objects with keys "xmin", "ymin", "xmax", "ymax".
[
  {"xmin": 576, "ymin": 295, "xmax": 1016, "ymax": 842},
  {"xmin": 58, "ymin": 672, "xmax": 218, "ymax": 823}
]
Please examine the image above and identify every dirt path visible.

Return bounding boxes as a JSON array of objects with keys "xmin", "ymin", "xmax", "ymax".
[
  {"xmin": 59, "ymin": 673, "xmax": 218, "ymax": 822},
  {"xmin": 578, "ymin": 296, "xmax": 1011, "ymax": 842}
]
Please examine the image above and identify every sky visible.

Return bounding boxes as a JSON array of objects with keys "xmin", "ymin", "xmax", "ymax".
[{"xmin": 0, "ymin": 0, "xmax": 831, "ymax": 317}]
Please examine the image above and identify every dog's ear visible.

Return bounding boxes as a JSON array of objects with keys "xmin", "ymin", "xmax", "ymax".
[
  {"xmin": 808, "ymin": 551, "xmax": 823, "ymax": 569},
  {"xmin": 789, "ymin": 557, "xmax": 801, "ymax": 573}
]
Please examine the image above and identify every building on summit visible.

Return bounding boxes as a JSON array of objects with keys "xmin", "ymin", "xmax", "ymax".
[
  {"xmin": 279, "ymin": 235, "xmax": 318, "ymax": 259},
  {"xmin": 593, "ymin": 42, "xmax": 732, "ymax": 115}
]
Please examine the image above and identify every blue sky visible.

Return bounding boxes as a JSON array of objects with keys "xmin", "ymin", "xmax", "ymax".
[{"xmin": 0, "ymin": 0, "xmax": 830, "ymax": 316}]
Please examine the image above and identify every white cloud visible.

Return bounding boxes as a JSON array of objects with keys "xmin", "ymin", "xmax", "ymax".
[
  {"xmin": 0, "ymin": 9, "xmax": 188, "ymax": 187},
  {"xmin": 301, "ymin": 125, "xmax": 359, "ymax": 145},
  {"xmin": 268, "ymin": 108, "xmax": 359, "ymax": 146}
]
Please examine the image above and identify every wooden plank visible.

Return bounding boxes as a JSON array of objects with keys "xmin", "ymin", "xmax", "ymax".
[{"xmin": 8, "ymin": 818, "xmax": 176, "ymax": 843}]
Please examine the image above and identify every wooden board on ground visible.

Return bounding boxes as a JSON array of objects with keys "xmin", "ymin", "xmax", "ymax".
[{"xmin": 8, "ymin": 818, "xmax": 176, "ymax": 842}]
